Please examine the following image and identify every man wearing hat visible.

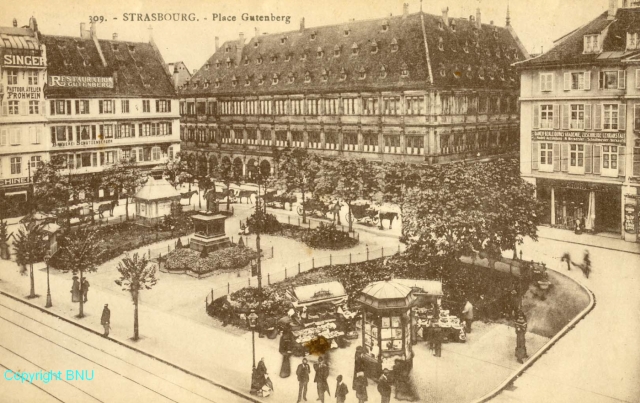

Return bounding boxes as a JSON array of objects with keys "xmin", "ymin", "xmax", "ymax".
[
  {"xmin": 100, "ymin": 304, "xmax": 111, "ymax": 337},
  {"xmin": 377, "ymin": 369, "xmax": 392, "ymax": 403}
]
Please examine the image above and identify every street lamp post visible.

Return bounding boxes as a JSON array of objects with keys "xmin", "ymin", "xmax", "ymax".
[
  {"xmin": 247, "ymin": 309, "xmax": 259, "ymax": 394},
  {"xmin": 44, "ymin": 252, "xmax": 52, "ymax": 308},
  {"xmin": 253, "ymin": 161, "xmax": 264, "ymax": 338}
]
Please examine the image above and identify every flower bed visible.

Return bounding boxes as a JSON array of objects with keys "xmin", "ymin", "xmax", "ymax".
[
  {"xmin": 209, "ymin": 254, "xmax": 520, "ymax": 330},
  {"xmin": 277, "ymin": 223, "xmax": 358, "ymax": 250},
  {"xmin": 164, "ymin": 245, "xmax": 258, "ymax": 275}
]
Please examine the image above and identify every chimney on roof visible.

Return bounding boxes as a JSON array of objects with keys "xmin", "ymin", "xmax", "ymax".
[
  {"xmin": 112, "ymin": 33, "xmax": 118, "ymax": 40},
  {"xmin": 90, "ymin": 20, "xmax": 96, "ymax": 38},
  {"xmin": 29, "ymin": 17, "xmax": 38, "ymax": 33},
  {"xmin": 300, "ymin": 17, "xmax": 305, "ymax": 31},
  {"xmin": 608, "ymin": 0, "xmax": 617, "ymax": 19},
  {"xmin": 490, "ymin": 20, "xmax": 494, "ymax": 25},
  {"xmin": 12, "ymin": 18, "xmax": 17, "ymax": 27},
  {"xmin": 506, "ymin": 3, "xmax": 511, "ymax": 26},
  {"xmin": 403, "ymin": 3, "xmax": 409, "ymax": 18},
  {"xmin": 476, "ymin": 8, "xmax": 482, "ymax": 29},
  {"xmin": 237, "ymin": 33, "xmax": 244, "ymax": 66},
  {"xmin": 215, "ymin": 36, "xmax": 219, "ymax": 52},
  {"xmin": 254, "ymin": 27, "xmax": 259, "ymax": 37},
  {"xmin": 148, "ymin": 25, "xmax": 154, "ymax": 42},
  {"xmin": 442, "ymin": 7, "xmax": 449, "ymax": 27},
  {"xmin": 172, "ymin": 65, "xmax": 180, "ymax": 90}
]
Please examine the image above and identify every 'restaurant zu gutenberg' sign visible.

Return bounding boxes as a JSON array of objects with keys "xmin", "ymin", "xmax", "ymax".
[{"xmin": 48, "ymin": 76, "xmax": 114, "ymax": 88}]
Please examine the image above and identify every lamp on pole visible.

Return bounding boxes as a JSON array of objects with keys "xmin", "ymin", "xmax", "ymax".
[
  {"xmin": 248, "ymin": 309, "xmax": 258, "ymax": 368},
  {"xmin": 44, "ymin": 252, "xmax": 52, "ymax": 308},
  {"xmin": 253, "ymin": 161, "xmax": 264, "ymax": 338}
]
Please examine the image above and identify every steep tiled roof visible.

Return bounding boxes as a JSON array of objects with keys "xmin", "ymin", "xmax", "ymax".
[
  {"xmin": 517, "ymin": 8, "xmax": 640, "ymax": 68},
  {"xmin": 180, "ymin": 11, "xmax": 524, "ymax": 97},
  {"xmin": 42, "ymin": 35, "xmax": 176, "ymax": 98}
]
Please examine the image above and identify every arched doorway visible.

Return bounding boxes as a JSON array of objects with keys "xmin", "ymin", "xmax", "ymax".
[
  {"xmin": 247, "ymin": 158, "xmax": 258, "ymax": 182},
  {"xmin": 233, "ymin": 157, "xmax": 244, "ymax": 179},
  {"xmin": 221, "ymin": 156, "xmax": 231, "ymax": 166},
  {"xmin": 209, "ymin": 155, "xmax": 218, "ymax": 176},
  {"xmin": 260, "ymin": 160, "xmax": 271, "ymax": 178}
]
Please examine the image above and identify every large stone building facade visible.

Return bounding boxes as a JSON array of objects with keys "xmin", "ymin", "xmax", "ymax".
[
  {"xmin": 517, "ymin": 0, "xmax": 640, "ymax": 242},
  {"xmin": 178, "ymin": 5, "xmax": 528, "ymax": 179}
]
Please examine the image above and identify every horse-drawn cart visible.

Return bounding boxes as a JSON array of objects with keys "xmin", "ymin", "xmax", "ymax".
[
  {"xmin": 297, "ymin": 197, "xmax": 332, "ymax": 219},
  {"xmin": 346, "ymin": 202, "xmax": 379, "ymax": 226}
]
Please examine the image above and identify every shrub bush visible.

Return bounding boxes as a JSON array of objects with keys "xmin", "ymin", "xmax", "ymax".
[
  {"xmin": 303, "ymin": 223, "xmax": 358, "ymax": 250},
  {"xmin": 246, "ymin": 211, "xmax": 282, "ymax": 234},
  {"xmin": 165, "ymin": 245, "xmax": 258, "ymax": 274}
]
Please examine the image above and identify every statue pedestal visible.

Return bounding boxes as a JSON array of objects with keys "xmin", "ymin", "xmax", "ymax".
[{"xmin": 190, "ymin": 213, "xmax": 231, "ymax": 253}]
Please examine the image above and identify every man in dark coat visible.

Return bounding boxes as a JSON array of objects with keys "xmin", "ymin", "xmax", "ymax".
[
  {"xmin": 432, "ymin": 324, "xmax": 443, "ymax": 357},
  {"xmin": 296, "ymin": 357, "xmax": 311, "ymax": 402},
  {"xmin": 100, "ymin": 304, "xmax": 110, "ymax": 337},
  {"xmin": 81, "ymin": 278, "xmax": 90, "ymax": 302},
  {"xmin": 335, "ymin": 375, "xmax": 349, "ymax": 403},
  {"xmin": 313, "ymin": 356, "xmax": 330, "ymax": 402},
  {"xmin": 377, "ymin": 369, "xmax": 392, "ymax": 403}
]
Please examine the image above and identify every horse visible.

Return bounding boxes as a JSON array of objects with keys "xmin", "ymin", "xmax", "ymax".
[
  {"xmin": 378, "ymin": 211, "xmax": 399, "ymax": 230},
  {"xmin": 98, "ymin": 199, "xmax": 118, "ymax": 218},
  {"xmin": 237, "ymin": 190, "xmax": 256, "ymax": 204},
  {"xmin": 180, "ymin": 190, "xmax": 199, "ymax": 204}
]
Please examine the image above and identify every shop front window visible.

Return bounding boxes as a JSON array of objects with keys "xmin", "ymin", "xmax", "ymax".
[{"xmin": 381, "ymin": 316, "xmax": 403, "ymax": 351}]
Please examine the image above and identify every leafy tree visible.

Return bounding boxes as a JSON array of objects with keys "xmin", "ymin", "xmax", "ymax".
[
  {"xmin": 32, "ymin": 155, "xmax": 74, "ymax": 221},
  {"xmin": 57, "ymin": 226, "xmax": 102, "ymax": 318},
  {"xmin": 13, "ymin": 221, "xmax": 47, "ymax": 298},
  {"xmin": 316, "ymin": 158, "xmax": 380, "ymax": 232},
  {"xmin": 275, "ymin": 149, "xmax": 322, "ymax": 224},
  {"xmin": 376, "ymin": 162, "xmax": 421, "ymax": 234},
  {"xmin": 0, "ymin": 220, "xmax": 12, "ymax": 260},
  {"xmin": 163, "ymin": 152, "xmax": 190, "ymax": 189},
  {"xmin": 214, "ymin": 159, "xmax": 241, "ymax": 211},
  {"xmin": 115, "ymin": 253, "xmax": 158, "ymax": 341},
  {"xmin": 102, "ymin": 158, "xmax": 146, "ymax": 220},
  {"xmin": 194, "ymin": 154, "xmax": 213, "ymax": 209}
]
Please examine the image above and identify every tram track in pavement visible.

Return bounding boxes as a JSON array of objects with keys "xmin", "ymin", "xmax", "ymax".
[{"xmin": 0, "ymin": 299, "xmax": 248, "ymax": 403}]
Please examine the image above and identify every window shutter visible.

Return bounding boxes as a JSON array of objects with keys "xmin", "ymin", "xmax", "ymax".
[
  {"xmin": 634, "ymin": 147, "xmax": 640, "ymax": 177},
  {"xmin": 561, "ymin": 144, "xmax": 569, "ymax": 172},
  {"xmin": 168, "ymin": 100, "xmax": 172, "ymax": 112},
  {"xmin": 168, "ymin": 122, "xmax": 172, "ymax": 135},
  {"xmin": 76, "ymin": 126, "xmax": 80, "ymax": 142},
  {"xmin": 550, "ymin": 74, "xmax": 554, "ymax": 91},
  {"xmin": 156, "ymin": 100, "xmax": 160, "ymax": 112},
  {"xmin": 636, "ymin": 69, "xmax": 640, "ymax": 89},
  {"xmin": 595, "ymin": 104, "xmax": 602, "ymax": 129},
  {"xmin": 50, "ymin": 127, "xmax": 55, "ymax": 144},
  {"xmin": 636, "ymin": 104, "xmax": 640, "ymax": 131},
  {"xmin": 531, "ymin": 142, "xmax": 539, "ymax": 170},
  {"xmin": 139, "ymin": 124, "xmax": 143, "ymax": 136},
  {"xmin": 86, "ymin": 101, "xmax": 90, "ymax": 114},
  {"xmin": 99, "ymin": 101, "xmax": 103, "ymax": 114},
  {"xmin": 553, "ymin": 143, "xmax": 561, "ymax": 171},
  {"xmin": 113, "ymin": 100, "xmax": 116, "ymax": 114},
  {"xmin": 29, "ymin": 127, "xmax": 36, "ymax": 144},
  {"xmin": 50, "ymin": 100, "xmax": 55, "ymax": 115},
  {"xmin": 593, "ymin": 145, "xmax": 601, "ymax": 174},
  {"xmin": 20, "ymin": 101, "xmax": 27, "ymax": 116},
  {"xmin": 584, "ymin": 71, "xmax": 591, "ymax": 90},
  {"xmin": 599, "ymin": 72, "xmax": 604, "ymax": 89},
  {"xmin": 618, "ymin": 70, "xmax": 626, "ymax": 89},
  {"xmin": 15, "ymin": 128, "xmax": 21, "ymax": 145},
  {"xmin": 131, "ymin": 124, "xmax": 136, "ymax": 136},
  {"xmin": 561, "ymin": 104, "xmax": 570, "ymax": 129},
  {"xmin": 585, "ymin": 144, "xmax": 593, "ymax": 174},
  {"xmin": 619, "ymin": 146, "xmax": 626, "ymax": 177},
  {"xmin": 0, "ymin": 129, "xmax": 7, "ymax": 146},
  {"xmin": 36, "ymin": 127, "xmax": 41, "ymax": 144},
  {"xmin": 585, "ymin": 104, "xmax": 592, "ymax": 129},
  {"xmin": 553, "ymin": 104, "xmax": 560, "ymax": 129},
  {"xmin": 66, "ymin": 100, "xmax": 72, "ymax": 115},
  {"xmin": 75, "ymin": 100, "xmax": 80, "ymax": 114},
  {"xmin": 539, "ymin": 74, "xmax": 544, "ymax": 92},
  {"xmin": 619, "ymin": 104, "xmax": 627, "ymax": 130},
  {"xmin": 564, "ymin": 72, "xmax": 571, "ymax": 90},
  {"xmin": 533, "ymin": 105, "xmax": 540, "ymax": 128},
  {"xmin": 91, "ymin": 125, "xmax": 97, "ymax": 139}
]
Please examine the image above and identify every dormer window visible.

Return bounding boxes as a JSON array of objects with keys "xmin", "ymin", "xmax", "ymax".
[
  {"xmin": 463, "ymin": 41, "xmax": 469, "ymax": 53},
  {"xmin": 358, "ymin": 67, "xmax": 366, "ymax": 80},
  {"xmin": 438, "ymin": 63, "xmax": 446, "ymax": 78},
  {"xmin": 215, "ymin": 78, "xmax": 220, "ymax": 88},
  {"xmin": 300, "ymin": 51, "xmax": 307, "ymax": 61},
  {"xmin": 451, "ymin": 21, "xmax": 457, "ymax": 32},
  {"xmin": 317, "ymin": 47, "xmax": 324, "ymax": 58},
  {"xmin": 245, "ymin": 76, "xmax": 251, "ymax": 86},
  {"xmin": 254, "ymin": 41, "xmax": 259, "ymax": 48},
  {"xmin": 400, "ymin": 63, "xmax": 409, "ymax": 78},
  {"xmin": 272, "ymin": 74, "xmax": 279, "ymax": 85},
  {"xmin": 256, "ymin": 56, "xmax": 263, "ymax": 65},
  {"xmin": 225, "ymin": 46, "xmax": 230, "ymax": 53},
  {"xmin": 232, "ymin": 76, "xmax": 238, "ymax": 87},
  {"xmin": 339, "ymin": 68, "xmax": 347, "ymax": 81},
  {"xmin": 627, "ymin": 32, "xmax": 640, "ymax": 50},
  {"xmin": 584, "ymin": 34, "xmax": 599, "ymax": 53},
  {"xmin": 280, "ymin": 36, "xmax": 287, "ymax": 44},
  {"xmin": 499, "ymin": 69, "xmax": 506, "ymax": 81},
  {"xmin": 495, "ymin": 48, "xmax": 501, "ymax": 58},
  {"xmin": 390, "ymin": 38, "xmax": 399, "ymax": 52},
  {"xmin": 478, "ymin": 67, "xmax": 485, "ymax": 80},
  {"xmin": 321, "ymin": 69, "xmax": 329, "ymax": 82},
  {"xmin": 344, "ymin": 29, "xmax": 350, "ymax": 37},
  {"xmin": 111, "ymin": 44, "xmax": 119, "ymax": 51},
  {"xmin": 271, "ymin": 54, "xmax": 278, "ymax": 63},
  {"xmin": 128, "ymin": 45, "xmax": 135, "ymax": 52},
  {"xmin": 215, "ymin": 60, "xmax": 221, "ymax": 68},
  {"xmin": 304, "ymin": 72, "xmax": 311, "ymax": 83},
  {"xmin": 382, "ymin": 20, "xmax": 389, "ymax": 31},
  {"xmin": 351, "ymin": 43, "xmax": 359, "ymax": 56},
  {"xmin": 438, "ymin": 21, "xmax": 444, "ymax": 31},
  {"xmin": 438, "ymin": 37, "xmax": 444, "ymax": 51},
  {"xmin": 379, "ymin": 65, "xmax": 387, "ymax": 79},
  {"xmin": 514, "ymin": 50, "xmax": 520, "ymax": 60},
  {"xmin": 285, "ymin": 54, "xmax": 292, "ymax": 62},
  {"xmin": 465, "ymin": 66, "xmax": 473, "ymax": 79},
  {"xmin": 453, "ymin": 67, "xmax": 461, "ymax": 79},
  {"xmin": 258, "ymin": 75, "xmax": 265, "ymax": 85},
  {"xmin": 288, "ymin": 73, "xmax": 295, "ymax": 84},
  {"xmin": 226, "ymin": 57, "xmax": 232, "ymax": 68},
  {"xmin": 371, "ymin": 41, "xmax": 378, "ymax": 54},
  {"xmin": 493, "ymin": 30, "xmax": 498, "ymax": 39},
  {"xmin": 334, "ymin": 45, "xmax": 341, "ymax": 57},
  {"xmin": 193, "ymin": 81, "xmax": 198, "ymax": 89},
  {"xmin": 310, "ymin": 32, "xmax": 317, "ymax": 40},
  {"xmin": 205, "ymin": 63, "xmax": 210, "ymax": 70},
  {"xmin": 487, "ymin": 68, "xmax": 495, "ymax": 80},
  {"xmin": 204, "ymin": 80, "xmax": 210, "ymax": 88},
  {"xmin": 243, "ymin": 56, "xmax": 249, "ymax": 66}
]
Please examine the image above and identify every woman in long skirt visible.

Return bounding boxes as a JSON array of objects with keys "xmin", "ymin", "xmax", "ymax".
[{"xmin": 515, "ymin": 311, "xmax": 529, "ymax": 364}]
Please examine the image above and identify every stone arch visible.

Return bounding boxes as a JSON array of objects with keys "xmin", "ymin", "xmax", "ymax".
[
  {"xmin": 208, "ymin": 154, "xmax": 218, "ymax": 176},
  {"xmin": 233, "ymin": 157, "xmax": 244, "ymax": 178},
  {"xmin": 259, "ymin": 160, "xmax": 271, "ymax": 178},
  {"xmin": 221, "ymin": 155, "xmax": 232, "ymax": 167},
  {"xmin": 246, "ymin": 158, "xmax": 258, "ymax": 181}
]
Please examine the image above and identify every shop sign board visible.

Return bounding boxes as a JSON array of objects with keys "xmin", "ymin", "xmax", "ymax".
[
  {"xmin": 48, "ymin": 76, "xmax": 114, "ymax": 88},
  {"xmin": 1, "ymin": 177, "xmax": 31, "ymax": 187},
  {"xmin": 537, "ymin": 178, "xmax": 620, "ymax": 192},
  {"xmin": 533, "ymin": 130, "xmax": 625, "ymax": 144}
]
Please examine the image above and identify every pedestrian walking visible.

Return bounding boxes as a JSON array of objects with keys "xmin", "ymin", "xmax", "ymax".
[
  {"xmin": 353, "ymin": 371, "xmax": 368, "ymax": 403},
  {"xmin": 256, "ymin": 357, "xmax": 274, "ymax": 393},
  {"xmin": 296, "ymin": 358, "xmax": 311, "ymax": 402},
  {"xmin": 514, "ymin": 311, "xmax": 529, "ymax": 364},
  {"xmin": 81, "ymin": 278, "xmax": 90, "ymax": 302},
  {"xmin": 461, "ymin": 299, "xmax": 474, "ymax": 333},
  {"xmin": 561, "ymin": 252, "xmax": 571, "ymax": 271},
  {"xmin": 71, "ymin": 275, "xmax": 80, "ymax": 302},
  {"xmin": 377, "ymin": 369, "xmax": 392, "ymax": 403},
  {"xmin": 100, "ymin": 304, "xmax": 110, "ymax": 337},
  {"xmin": 352, "ymin": 346, "xmax": 364, "ymax": 389},
  {"xmin": 313, "ymin": 356, "xmax": 331, "ymax": 402},
  {"xmin": 279, "ymin": 327, "xmax": 294, "ymax": 378},
  {"xmin": 335, "ymin": 375, "xmax": 348, "ymax": 403},
  {"xmin": 582, "ymin": 250, "xmax": 591, "ymax": 279},
  {"xmin": 432, "ymin": 323, "xmax": 443, "ymax": 357}
]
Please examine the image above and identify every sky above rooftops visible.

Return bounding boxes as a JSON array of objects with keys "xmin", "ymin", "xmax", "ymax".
[{"xmin": 1, "ymin": 0, "xmax": 609, "ymax": 74}]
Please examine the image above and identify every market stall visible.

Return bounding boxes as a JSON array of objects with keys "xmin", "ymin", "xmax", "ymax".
[{"xmin": 285, "ymin": 281, "xmax": 356, "ymax": 356}]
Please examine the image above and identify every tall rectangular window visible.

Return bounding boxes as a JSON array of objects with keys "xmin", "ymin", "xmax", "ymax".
[
  {"xmin": 343, "ymin": 98, "xmax": 357, "ymax": 115},
  {"xmin": 28, "ymin": 100, "xmax": 39, "ymax": 115},
  {"xmin": 76, "ymin": 100, "xmax": 90, "ymax": 114},
  {"xmin": 384, "ymin": 135, "xmax": 400, "ymax": 154},
  {"xmin": 343, "ymin": 133, "xmax": 357, "ymax": 151},
  {"xmin": 8, "ymin": 101, "xmax": 19, "ymax": 115},
  {"xmin": 157, "ymin": 100, "xmax": 170, "ymax": 113},
  {"xmin": 382, "ymin": 97, "xmax": 400, "ymax": 115},
  {"xmin": 7, "ymin": 71, "xmax": 17, "ymax": 85},
  {"xmin": 363, "ymin": 133, "xmax": 378, "ymax": 152},
  {"xmin": 603, "ymin": 104, "xmax": 619, "ymax": 130},
  {"xmin": 100, "ymin": 100, "xmax": 114, "ymax": 114},
  {"xmin": 540, "ymin": 73, "xmax": 554, "ymax": 91},
  {"xmin": 569, "ymin": 144, "xmax": 585, "ymax": 174},
  {"xmin": 570, "ymin": 104, "xmax": 585, "ymax": 129},
  {"xmin": 143, "ymin": 100, "xmax": 150, "ymax": 113},
  {"xmin": 602, "ymin": 145, "xmax": 618, "ymax": 171},
  {"xmin": 275, "ymin": 100, "xmax": 287, "ymax": 115},
  {"xmin": 291, "ymin": 99, "xmax": 303, "ymax": 115},
  {"xmin": 10, "ymin": 157, "xmax": 21, "ymax": 175},
  {"xmin": 363, "ymin": 97, "xmax": 379, "ymax": 115},
  {"xmin": 540, "ymin": 105, "xmax": 554, "ymax": 128},
  {"xmin": 121, "ymin": 100, "xmax": 129, "ymax": 113},
  {"xmin": 325, "ymin": 132, "xmax": 338, "ymax": 149},
  {"xmin": 539, "ymin": 142, "xmax": 553, "ymax": 171},
  {"xmin": 27, "ymin": 71, "xmax": 38, "ymax": 85},
  {"xmin": 324, "ymin": 99, "xmax": 339, "ymax": 115},
  {"xmin": 306, "ymin": 99, "xmax": 319, "ymax": 115},
  {"xmin": 30, "ymin": 156, "xmax": 41, "ymax": 169},
  {"xmin": 571, "ymin": 72, "xmax": 585, "ymax": 90},
  {"xmin": 405, "ymin": 97, "xmax": 424, "ymax": 115}
]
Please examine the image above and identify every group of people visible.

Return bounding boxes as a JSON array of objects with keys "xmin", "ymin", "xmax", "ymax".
[
  {"xmin": 71, "ymin": 276, "xmax": 90, "ymax": 302},
  {"xmin": 560, "ymin": 250, "xmax": 592, "ymax": 278}
]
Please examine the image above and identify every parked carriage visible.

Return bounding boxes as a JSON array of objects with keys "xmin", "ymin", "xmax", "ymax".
[
  {"xmin": 296, "ymin": 197, "xmax": 332, "ymax": 219},
  {"xmin": 215, "ymin": 188, "xmax": 238, "ymax": 203},
  {"xmin": 346, "ymin": 202, "xmax": 379, "ymax": 226},
  {"xmin": 265, "ymin": 192, "xmax": 297, "ymax": 210}
]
